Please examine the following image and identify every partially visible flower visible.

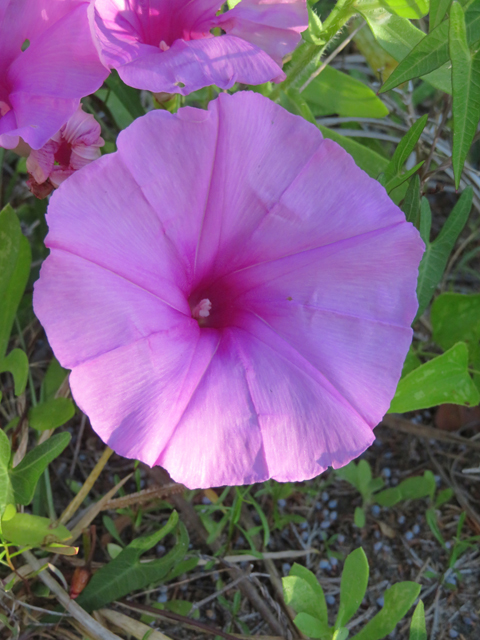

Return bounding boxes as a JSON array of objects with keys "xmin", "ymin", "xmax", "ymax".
[
  {"xmin": 90, "ymin": 0, "xmax": 307, "ymax": 95},
  {"xmin": 0, "ymin": 0, "xmax": 108, "ymax": 151},
  {"xmin": 26, "ymin": 105, "xmax": 104, "ymax": 198},
  {"xmin": 34, "ymin": 92, "xmax": 424, "ymax": 489}
]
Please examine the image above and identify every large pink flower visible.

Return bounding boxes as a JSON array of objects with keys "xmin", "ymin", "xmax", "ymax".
[
  {"xmin": 34, "ymin": 92, "xmax": 424, "ymax": 489},
  {"xmin": 90, "ymin": 0, "xmax": 307, "ymax": 94},
  {"xmin": 0, "ymin": 0, "xmax": 108, "ymax": 151},
  {"xmin": 26, "ymin": 105, "xmax": 104, "ymax": 198}
]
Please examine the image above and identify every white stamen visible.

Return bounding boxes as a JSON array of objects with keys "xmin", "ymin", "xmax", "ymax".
[
  {"xmin": 192, "ymin": 298, "xmax": 212, "ymax": 319},
  {"xmin": 159, "ymin": 40, "xmax": 170, "ymax": 52}
]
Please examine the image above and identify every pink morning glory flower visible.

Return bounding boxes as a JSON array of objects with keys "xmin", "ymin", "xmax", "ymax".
[
  {"xmin": 26, "ymin": 105, "xmax": 104, "ymax": 198},
  {"xmin": 0, "ymin": 0, "xmax": 108, "ymax": 151},
  {"xmin": 34, "ymin": 92, "xmax": 424, "ymax": 489},
  {"xmin": 90, "ymin": 0, "xmax": 308, "ymax": 94}
]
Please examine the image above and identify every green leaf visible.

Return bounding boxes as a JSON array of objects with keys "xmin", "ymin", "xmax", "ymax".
[
  {"xmin": 303, "ymin": 65, "xmax": 389, "ymax": 118},
  {"xmin": 416, "ymin": 187, "xmax": 473, "ymax": 318},
  {"xmin": 397, "ymin": 472, "xmax": 436, "ymax": 501},
  {"xmin": 351, "ymin": 582, "xmax": 421, "ymax": 640},
  {"xmin": 361, "ymin": 8, "xmax": 452, "ymax": 93},
  {"xmin": 28, "ymin": 398, "xmax": 75, "ymax": 431},
  {"xmin": 293, "ymin": 612, "xmax": 331, "ymax": 639},
  {"xmin": 450, "ymin": 1, "xmax": 480, "ymax": 189},
  {"xmin": 283, "ymin": 577, "xmax": 326, "ymax": 624},
  {"xmin": 289, "ymin": 563, "xmax": 328, "ymax": 625},
  {"xmin": 0, "ymin": 429, "xmax": 12, "ymax": 516},
  {"xmin": 336, "ymin": 548, "xmax": 369, "ymax": 628},
  {"xmin": 77, "ymin": 511, "xmax": 184, "ymax": 611},
  {"xmin": 375, "ymin": 487, "xmax": 403, "ymax": 507},
  {"xmin": 380, "ymin": 0, "xmax": 480, "ymax": 91},
  {"xmin": 357, "ymin": 459, "xmax": 373, "ymax": 498},
  {"xmin": 336, "ymin": 461, "xmax": 360, "ymax": 489},
  {"xmin": 303, "ymin": 4, "xmax": 325, "ymax": 45},
  {"xmin": 384, "ymin": 115, "xmax": 428, "ymax": 184},
  {"xmin": 0, "ymin": 349, "xmax": 29, "ymax": 396},
  {"xmin": 389, "ymin": 342, "xmax": 480, "ymax": 412},
  {"xmin": 401, "ymin": 346, "xmax": 422, "ymax": 378},
  {"xmin": 10, "ymin": 432, "xmax": 71, "ymax": 505},
  {"xmin": 432, "ymin": 293, "xmax": 480, "ymax": 349},
  {"xmin": 379, "ymin": 0, "xmax": 429, "ymax": 19},
  {"xmin": 430, "ymin": 0, "xmax": 452, "ymax": 30},
  {"xmin": 42, "ymin": 358, "xmax": 69, "ymax": 402},
  {"xmin": 0, "ymin": 206, "xmax": 31, "ymax": 360},
  {"xmin": 418, "ymin": 197, "xmax": 431, "ymax": 245},
  {"xmin": 354, "ymin": 506, "xmax": 366, "ymax": 528},
  {"xmin": 425, "ymin": 506, "xmax": 445, "ymax": 546},
  {"xmin": 1, "ymin": 513, "xmax": 70, "ymax": 547},
  {"xmin": 333, "ymin": 629, "xmax": 349, "ymax": 640},
  {"xmin": 409, "ymin": 600, "xmax": 427, "ymax": 640},
  {"xmin": 401, "ymin": 176, "xmax": 421, "ymax": 228},
  {"xmin": 104, "ymin": 70, "xmax": 145, "ymax": 123}
]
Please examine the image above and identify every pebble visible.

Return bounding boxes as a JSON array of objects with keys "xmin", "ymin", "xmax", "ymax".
[
  {"xmin": 382, "ymin": 468, "xmax": 392, "ymax": 478},
  {"xmin": 156, "ymin": 544, "xmax": 166, "ymax": 555},
  {"xmin": 412, "ymin": 524, "xmax": 420, "ymax": 535},
  {"xmin": 300, "ymin": 521, "xmax": 308, "ymax": 530},
  {"xmin": 157, "ymin": 593, "xmax": 168, "ymax": 603},
  {"xmin": 321, "ymin": 492, "xmax": 330, "ymax": 502},
  {"xmin": 330, "ymin": 511, "xmax": 338, "ymax": 521},
  {"xmin": 449, "ymin": 630, "xmax": 459, "ymax": 638},
  {"xmin": 301, "ymin": 531, "xmax": 309, "ymax": 542},
  {"xmin": 463, "ymin": 617, "xmax": 473, "ymax": 626},
  {"xmin": 201, "ymin": 496, "xmax": 212, "ymax": 505},
  {"xmin": 282, "ymin": 563, "xmax": 291, "ymax": 575},
  {"xmin": 371, "ymin": 505, "xmax": 381, "ymax": 516},
  {"xmin": 445, "ymin": 541, "xmax": 452, "ymax": 549},
  {"xmin": 328, "ymin": 499, "xmax": 338, "ymax": 509},
  {"xmin": 405, "ymin": 531, "xmax": 414, "ymax": 540},
  {"xmin": 376, "ymin": 597, "xmax": 384, "ymax": 608},
  {"xmin": 320, "ymin": 520, "xmax": 331, "ymax": 529},
  {"xmin": 398, "ymin": 515, "xmax": 406, "ymax": 525},
  {"xmin": 374, "ymin": 542, "xmax": 383, "ymax": 553},
  {"xmin": 315, "ymin": 501, "xmax": 322, "ymax": 510},
  {"xmin": 374, "ymin": 438, "xmax": 383, "ymax": 447},
  {"xmin": 434, "ymin": 474, "xmax": 441, "ymax": 485},
  {"xmin": 330, "ymin": 557, "xmax": 338, "ymax": 567},
  {"xmin": 337, "ymin": 534, "xmax": 345, "ymax": 543},
  {"xmin": 322, "ymin": 509, "xmax": 330, "ymax": 518},
  {"xmin": 277, "ymin": 498, "xmax": 286, "ymax": 509},
  {"xmin": 374, "ymin": 530, "xmax": 381, "ymax": 539},
  {"xmin": 326, "ymin": 595, "xmax": 335, "ymax": 606},
  {"xmin": 319, "ymin": 559, "xmax": 331, "ymax": 570}
]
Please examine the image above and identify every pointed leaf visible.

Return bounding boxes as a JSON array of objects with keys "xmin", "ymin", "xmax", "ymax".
[
  {"xmin": 361, "ymin": 8, "xmax": 452, "ymax": 93},
  {"xmin": 288, "ymin": 563, "xmax": 328, "ymax": 625},
  {"xmin": 431, "ymin": 292, "xmax": 480, "ymax": 349},
  {"xmin": 450, "ymin": 2, "xmax": 480, "ymax": 188},
  {"xmin": 10, "ymin": 432, "xmax": 71, "ymax": 505},
  {"xmin": 389, "ymin": 342, "xmax": 480, "ymax": 412},
  {"xmin": 0, "ymin": 206, "xmax": 31, "ymax": 360},
  {"xmin": 430, "ymin": 0, "xmax": 452, "ymax": 30},
  {"xmin": 380, "ymin": 0, "xmax": 480, "ymax": 91},
  {"xmin": 416, "ymin": 187, "xmax": 472, "ymax": 318},
  {"xmin": 380, "ymin": 0, "xmax": 429, "ymax": 19},
  {"xmin": 77, "ymin": 511, "xmax": 185, "ymax": 611},
  {"xmin": 293, "ymin": 612, "xmax": 331, "ymax": 639},
  {"xmin": 351, "ymin": 582, "xmax": 421, "ymax": 640},
  {"xmin": 402, "ymin": 176, "xmax": 421, "ymax": 228},
  {"xmin": 385, "ymin": 115, "xmax": 428, "ymax": 183},
  {"xmin": 336, "ymin": 548, "xmax": 369, "ymax": 628},
  {"xmin": 409, "ymin": 600, "xmax": 427, "ymax": 640},
  {"xmin": 0, "ymin": 430, "xmax": 12, "ymax": 516}
]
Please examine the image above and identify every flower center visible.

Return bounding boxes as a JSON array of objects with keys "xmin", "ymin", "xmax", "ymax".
[
  {"xmin": 159, "ymin": 40, "xmax": 170, "ymax": 51},
  {"xmin": 54, "ymin": 140, "xmax": 72, "ymax": 168},
  {"xmin": 191, "ymin": 298, "xmax": 212, "ymax": 322}
]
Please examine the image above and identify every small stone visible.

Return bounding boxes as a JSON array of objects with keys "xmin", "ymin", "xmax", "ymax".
[
  {"xmin": 300, "ymin": 521, "xmax": 308, "ymax": 530},
  {"xmin": 277, "ymin": 498, "xmax": 286, "ymax": 509},
  {"xmin": 374, "ymin": 541, "xmax": 383, "ymax": 552},
  {"xmin": 328, "ymin": 499, "xmax": 338, "ymax": 509},
  {"xmin": 405, "ymin": 531, "xmax": 414, "ymax": 540},
  {"xmin": 157, "ymin": 593, "xmax": 168, "ymax": 603},
  {"xmin": 376, "ymin": 596, "xmax": 384, "ymax": 608},
  {"xmin": 398, "ymin": 515, "xmax": 406, "ymax": 525},
  {"xmin": 326, "ymin": 595, "xmax": 335, "ymax": 606},
  {"xmin": 156, "ymin": 544, "xmax": 166, "ymax": 555},
  {"xmin": 202, "ymin": 496, "xmax": 212, "ymax": 505},
  {"xmin": 301, "ymin": 531, "xmax": 309, "ymax": 542},
  {"xmin": 337, "ymin": 534, "xmax": 345, "ymax": 543},
  {"xmin": 371, "ymin": 505, "xmax": 381, "ymax": 516},
  {"xmin": 382, "ymin": 468, "xmax": 391, "ymax": 478},
  {"xmin": 330, "ymin": 557, "xmax": 338, "ymax": 567},
  {"xmin": 282, "ymin": 562, "xmax": 291, "ymax": 575},
  {"xmin": 322, "ymin": 509, "xmax": 330, "ymax": 518},
  {"xmin": 412, "ymin": 524, "xmax": 420, "ymax": 535},
  {"xmin": 449, "ymin": 630, "xmax": 459, "ymax": 638},
  {"xmin": 330, "ymin": 511, "xmax": 338, "ymax": 521},
  {"xmin": 320, "ymin": 520, "xmax": 331, "ymax": 529},
  {"xmin": 321, "ymin": 492, "xmax": 330, "ymax": 502},
  {"xmin": 319, "ymin": 559, "xmax": 331, "ymax": 570}
]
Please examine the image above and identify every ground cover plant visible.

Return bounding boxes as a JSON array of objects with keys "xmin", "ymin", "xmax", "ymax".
[{"xmin": 1, "ymin": 0, "xmax": 480, "ymax": 639}]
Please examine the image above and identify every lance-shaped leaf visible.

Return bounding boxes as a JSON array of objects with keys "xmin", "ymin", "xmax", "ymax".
[
  {"xmin": 409, "ymin": 600, "xmax": 427, "ymax": 640},
  {"xmin": 351, "ymin": 582, "xmax": 421, "ymax": 640},
  {"xmin": 430, "ymin": 0, "xmax": 452, "ymax": 31},
  {"xmin": 77, "ymin": 511, "xmax": 186, "ymax": 611},
  {"xmin": 450, "ymin": 1, "xmax": 480, "ymax": 189},
  {"xmin": 10, "ymin": 432, "xmax": 71, "ymax": 505},
  {"xmin": 0, "ymin": 205, "xmax": 31, "ymax": 360},
  {"xmin": 416, "ymin": 188, "xmax": 472, "ymax": 318},
  {"xmin": 361, "ymin": 8, "xmax": 452, "ymax": 93},
  {"xmin": 379, "ymin": 0, "xmax": 429, "ymax": 19},
  {"xmin": 389, "ymin": 342, "xmax": 480, "ymax": 413},
  {"xmin": 336, "ymin": 548, "xmax": 369, "ymax": 628},
  {"xmin": 383, "ymin": 115, "xmax": 427, "ymax": 191},
  {"xmin": 1, "ymin": 512, "xmax": 70, "ymax": 547},
  {"xmin": 402, "ymin": 175, "xmax": 421, "ymax": 228},
  {"xmin": 0, "ymin": 429, "xmax": 13, "ymax": 516},
  {"xmin": 380, "ymin": 0, "xmax": 480, "ymax": 91}
]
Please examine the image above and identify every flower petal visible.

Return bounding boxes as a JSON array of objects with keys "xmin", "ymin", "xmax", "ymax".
[
  {"xmin": 215, "ymin": 0, "xmax": 307, "ymax": 65},
  {"xmin": 116, "ymin": 35, "xmax": 284, "ymax": 93}
]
